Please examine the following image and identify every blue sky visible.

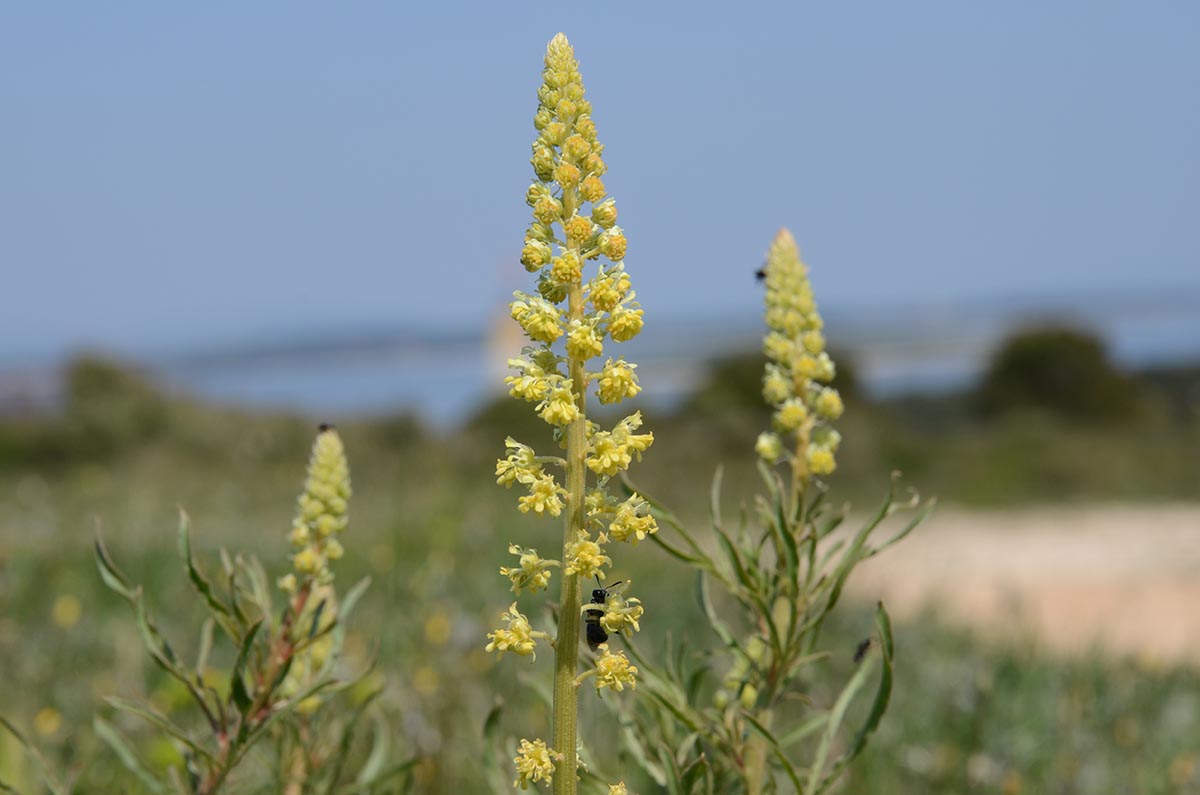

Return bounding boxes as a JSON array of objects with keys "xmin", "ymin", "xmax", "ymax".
[{"xmin": 3, "ymin": 3, "xmax": 1197, "ymax": 361}]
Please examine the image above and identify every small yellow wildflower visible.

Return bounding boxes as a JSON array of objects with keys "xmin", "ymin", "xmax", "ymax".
[
  {"xmin": 564, "ymin": 532, "xmax": 612, "ymax": 579},
  {"xmin": 608, "ymin": 784, "xmax": 629, "ymax": 795},
  {"xmin": 594, "ymin": 645, "xmax": 638, "ymax": 691},
  {"xmin": 521, "ymin": 239, "xmax": 552, "ymax": 271},
  {"xmin": 815, "ymin": 388, "xmax": 844, "ymax": 419},
  {"xmin": 496, "ymin": 437, "xmax": 542, "ymax": 487},
  {"xmin": 607, "ymin": 496, "xmax": 657, "ymax": 544},
  {"xmin": 34, "ymin": 708, "xmax": 62, "ymax": 738},
  {"xmin": 551, "ymin": 249, "xmax": 584, "ymax": 284},
  {"xmin": 518, "ymin": 473, "xmax": 567, "ymax": 517},
  {"xmin": 566, "ymin": 320, "xmax": 604, "ymax": 360},
  {"xmin": 589, "ymin": 266, "xmax": 630, "ymax": 311},
  {"xmin": 500, "ymin": 544, "xmax": 559, "ymax": 594},
  {"xmin": 486, "ymin": 603, "xmax": 539, "ymax": 660},
  {"xmin": 293, "ymin": 547, "xmax": 323, "ymax": 576},
  {"xmin": 762, "ymin": 364, "xmax": 791, "ymax": 405},
  {"xmin": 51, "ymin": 594, "xmax": 82, "ymax": 629},
  {"xmin": 513, "ymin": 738, "xmax": 556, "ymax": 790},
  {"xmin": 607, "ymin": 304, "xmax": 644, "ymax": 342},
  {"xmin": 599, "ymin": 592, "xmax": 643, "ymax": 637},
  {"xmin": 511, "ymin": 294, "xmax": 564, "ymax": 343},
  {"xmin": 774, "ymin": 397, "xmax": 808, "ymax": 432},
  {"xmin": 755, "ymin": 432, "xmax": 783, "ymax": 462},
  {"xmin": 538, "ymin": 379, "xmax": 581, "ymax": 426},
  {"xmin": 587, "ymin": 432, "xmax": 632, "ymax": 476},
  {"xmin": 807, "ymin": 446, "xmax": 837, "ymax": 476},
  {"xmin": 591, "ymin": 198, "xmax": 617, "ymax": 229},
  {"xmin": 599, "ymin": 226, "xmax": 627, "ymax": 261},
  {"xmin": 596, "ymin": 358, "xmax": 641, "ymax": 404}
]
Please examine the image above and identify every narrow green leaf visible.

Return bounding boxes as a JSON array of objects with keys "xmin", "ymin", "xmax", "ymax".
[
  {"xmin": 94, "ymin": 534, "xmax": 135, "ymax": 602},
  {"xmin": 778, "ymin": 712, "xmax": 828, "ymax": 749},
  {"xmin": 195, "ymin": 617, "xmax": 214, "ymax": 676},
  {"xmin": 481, "ymin": 700, "xmax": 512, "ymax": 795},
  {"xmin": 105, "ymin": 697, "xmax": 215, "ymax": 763},
  {"xmin": 229, "ymin": 620, "xmax": 262, "ymax": 714},
  {"xmin": 177, "ymin": 511, "xmax": 232, "ymax": 618},
  {"xmin": 743, "ymin": 712, "xmax": 805, "ymax": 794},
  {"xmin": 813, "ymin": 603, "xmax": 896, "ymax": 793},
  {"xmin": 353, "ymin": 713, "xmax": 389, "ymax": 786},
  {"xmin": 804, "ymin": 628, "xmax": 880, "ymax": 794},
  {"xmin": 338, "ymin": 577, "xmax": 372, "ymax": 624},
  {"xmin": 93, "ymin": 716, "xmax": 167, "ymax": 794}
]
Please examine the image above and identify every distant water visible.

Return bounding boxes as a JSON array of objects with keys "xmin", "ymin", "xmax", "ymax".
[{"xmin": 4, "ymin": 292, "xmax": 1197, "ymax": 426}]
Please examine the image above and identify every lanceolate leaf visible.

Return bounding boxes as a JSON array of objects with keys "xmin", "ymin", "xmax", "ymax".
[
  {"xmin": 93, "ymin": 716, "xmax": 168, "ymax": 795},
  {"xmin": 177, "ymin": 512, "xmax": 234, "ymax": 622},
  {"xmin": 812, "ymin": 602, "xmax": 895, "ymax": 793},
  {"xmin": 105, "ymin": 697, "xmax": 216, "ymax": 764}
]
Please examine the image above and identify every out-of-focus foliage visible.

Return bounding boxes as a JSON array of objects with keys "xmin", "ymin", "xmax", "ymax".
[{"xmin": 976, "ymin": 326, "xmax": 1140, "ymax": 423}]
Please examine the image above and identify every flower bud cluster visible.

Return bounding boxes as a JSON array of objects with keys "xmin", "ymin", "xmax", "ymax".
[
  {"xmin": 754, "ymin": 230, "xmax": 844, "ymax": 480},
  {"xmin": 280, "ymin": 426, "xmax": 351, "ymax": 588}
]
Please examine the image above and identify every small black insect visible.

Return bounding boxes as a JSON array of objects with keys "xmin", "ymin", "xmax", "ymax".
[
  {"xmin": 583, "ymin": 576, "xmax": 625, "ymax": 651},
  {"xmin": 853, "ymin": 637, "xmax": 873, "ymax": 663},
  {"xmin": 754, "ymin": 264, "xmax": 768, "ymax": 283}
]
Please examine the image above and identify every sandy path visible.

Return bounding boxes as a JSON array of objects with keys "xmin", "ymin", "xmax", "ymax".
[{"xmin": 845, "ymin": 504, "xmax": 1200, "ymax": 664}]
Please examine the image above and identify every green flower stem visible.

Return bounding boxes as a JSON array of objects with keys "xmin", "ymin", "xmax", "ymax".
[{"xmin": 553, "ymin": 188, "xmax": 586, "ymax": 795}]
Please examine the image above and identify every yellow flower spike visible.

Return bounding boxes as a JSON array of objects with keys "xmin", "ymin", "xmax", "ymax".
[
  {"xmin": 513, "ymin": 738, "xmax": 557, "ymax": 790},
  {"xmin": 486, "ymin": 603, "xmax": 542, "ymax": 660},
  {"xmin": 758, "ymin": 229, "xmax": 842, "ymax": 487},
  {"xmin": 593, "ymin": 645, "xmax": 638, "ymax": 691},
  {"xmin": 563, "ymin": 531, "xmax": 612, "ymax": 579},
  {"xmin": 496, "ymin": 34, "xmax": 653, "ymax": 792}
]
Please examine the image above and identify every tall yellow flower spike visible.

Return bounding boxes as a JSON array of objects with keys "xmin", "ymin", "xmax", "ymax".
[
  {"xmin": 491, "ymin": 33, "xmax": 652, "ymax": 795},
  {"xmin": 757, "ymin": 230, "xmax": 843, "ymax": 488},
  {"xmin": 282, "ymin": 425, "xmax": 351, "ymax": 588}
]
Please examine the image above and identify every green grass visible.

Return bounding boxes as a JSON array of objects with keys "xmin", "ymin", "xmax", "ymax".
[{"xmin": 1, "ymin": 357, "xmax": 1198, "ymax": 793}]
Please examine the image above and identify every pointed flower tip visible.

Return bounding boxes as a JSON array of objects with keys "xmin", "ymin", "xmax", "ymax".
[{"xmin": 773, "ymin": 227, "xmax": 798, "ymax": 250}]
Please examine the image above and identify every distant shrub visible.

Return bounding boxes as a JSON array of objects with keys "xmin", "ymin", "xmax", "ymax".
[
  {"xmin": 64, "ymin": 356, "xmax": 170, "ymax": 456},
  {"xmin": 681, "ymin": 348, "xmax": 862, "ymax": 418},
  {"xmin": 977, "ymin": 326, "xmax": 1140, "ymax": 423}
]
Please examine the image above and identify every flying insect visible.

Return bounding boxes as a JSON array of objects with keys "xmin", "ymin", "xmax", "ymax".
[{"xmin": 583, "ymin": 577, "xmax": 626, "ymax": 651}]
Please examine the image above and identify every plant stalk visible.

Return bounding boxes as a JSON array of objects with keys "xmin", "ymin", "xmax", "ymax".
[{"xmin": 552, "ymin": 187, "xmax": 585, "ymax": 795}]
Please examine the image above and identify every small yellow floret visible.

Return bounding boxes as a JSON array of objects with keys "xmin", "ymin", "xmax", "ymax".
[
  {"xmin": 564, "ymin": 532, "xmax": 612, "ymax": 579},
  {"xmin": 594, "ymin": 645, "xmax": 638, "ymax": 691},
  {"xmin": 513, "ymin": 737, "xmax": 557, "ymax": 790},
  {"xmin": 486, "ymin": 603, "xmax": 539, "ymax": 660}
]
